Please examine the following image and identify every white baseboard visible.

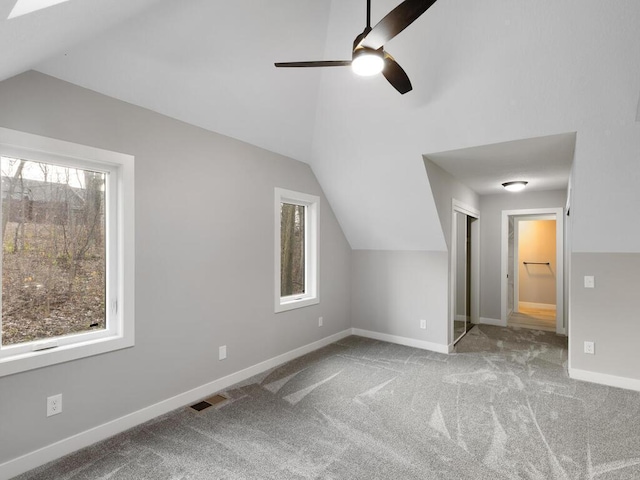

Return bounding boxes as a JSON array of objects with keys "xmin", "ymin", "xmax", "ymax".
[
  {"xmin": 519, "ymin": 302, "xmax": 556, "ymax": 310},
  {"xmin": 569, "ymin": 368, "xmax": 640, "ymax": 392},
  {"xmin": 0, "ymin": 329, "xmax": 352, "ymax": 480},
  {"xmin": 479, "ymin": 317, "xmax": 507, "ymax": 327},
  {"xmin": 351, "ymin": 328, "xmax": 449, "ymax": 354}
]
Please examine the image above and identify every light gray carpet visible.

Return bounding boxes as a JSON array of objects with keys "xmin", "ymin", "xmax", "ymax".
[{"xmin": 15, "ymin": 326, "xmax": 640, "ymax": 479}]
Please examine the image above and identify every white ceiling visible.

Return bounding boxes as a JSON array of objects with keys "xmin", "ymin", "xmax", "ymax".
[
  {"xmin": 425, "ymin": 133, "xmax": 576, "ymax": 196},
  {"xmin": 25, "ymin": 0, "xmax": 333, "ymax": 163},
  {"xmin": 0, "ymin": 0, "xmax": 167, "ymax": 82},
  {"xmin": 2, "ymin": 0, "xmax": 640, "ymax": 250}
]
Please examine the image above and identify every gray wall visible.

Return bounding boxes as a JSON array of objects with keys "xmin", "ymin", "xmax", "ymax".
[
  {"xmin": 479, "ymin": 190, "xmax": 567, "ymax": 321},
  {"xmin": 569, "ymin": 128, "xmax": 640, "ymax": 380},
  {"xmin": 423, "ymin": 158, "xmax": 479, "ymax": 250},
  {"xmin": 0, "ymin": 72, "xmax": 352, "ymax": 464},
  {"xmin": 421, "ymin": 158, "xmax": 479, "ymax": 346},
  {"xmin": 570, "ymin": 253, "xmax": 640, "ymax": 379},
  {"xmin": 351, "ymin": 251, "xmax": 449, "ymax": 348},
  {"xmin": 348, "ymin": 154, "xmax": 471, "ymax": 351}
]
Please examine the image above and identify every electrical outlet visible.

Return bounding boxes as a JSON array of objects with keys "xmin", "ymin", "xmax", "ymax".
[
  {"xmin": 420, "ymin": 319, "xmax": 427, "ymax": 330},
  {"xmin": 47, "ymin": 394, "xmax": 62, "ymax": 417},
  {"xmin": 584, "ymin": 276, "xmax": 595, "ymax": 288},
  {"xmin": 318, "ymin": 317, "xmax": 323, "ymax": 327},
  {"xmin": 584, "ymin": 341, "xmax": 595, "ymax": 355},
  {"xmin": 219, "ymin": 345, "xmax": 227, "ymax": 360}
]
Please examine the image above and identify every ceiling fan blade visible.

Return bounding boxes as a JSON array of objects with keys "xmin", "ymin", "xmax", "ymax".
[
  {"xmin": 360, "ymin": 0, "xmax": 438, "ymax": 50},
  {"xmin": 275, "ymin": 60, "xmax": 352, "ymax": 68},
  {"xmin": 382, "ymin": 52, "xmax": 412, "ymax": 94}
]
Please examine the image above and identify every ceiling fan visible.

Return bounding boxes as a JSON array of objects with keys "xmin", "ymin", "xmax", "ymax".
[{"xmin": 275, "ymin": 0, "xmax": 438, "ymax": 94}]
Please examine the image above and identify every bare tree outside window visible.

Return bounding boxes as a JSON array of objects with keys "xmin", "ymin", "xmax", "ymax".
[
  {"xmin": 1, "ymin": 156, "xmax": 106, "ymax": 346},
  {"xmin": 280, "ymin": 202, "xmax": 305, "ymax": 297}
]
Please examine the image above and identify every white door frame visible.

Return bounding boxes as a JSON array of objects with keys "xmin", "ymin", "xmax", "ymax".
[
  {"xmin": 451, "ymin": 199, "xmax": 480, "ymax": 346},
  {"xmin": 501, "ymin": 208, "xmax": 565, "ymax": 334}
]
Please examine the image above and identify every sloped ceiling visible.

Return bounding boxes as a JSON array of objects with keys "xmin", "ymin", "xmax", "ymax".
[
  {"xmin": 2, "ymin": 0, "xmax": 640, "ymax": 251},
  {"xmin": 0, "ymin": 0, "xmax": 167, "ymax": 81},
  {"xmin": 23, "ymin": 0, "xmax": 333, "ymax": 163}
]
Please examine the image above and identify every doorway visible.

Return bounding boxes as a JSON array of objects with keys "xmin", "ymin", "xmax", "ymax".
[
  {"xmin": 501, "ymin": 208, "xmax": 565, "ymax": 334},
  {"xmin": 452, "ymin": 200, "xmax": 479, "ymax": 345}
]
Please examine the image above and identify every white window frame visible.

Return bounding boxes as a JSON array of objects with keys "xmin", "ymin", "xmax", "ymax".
[
  {"xmin": 0, "ymin": 127, "xmax": 134, "ymax": 377},
  {"xmin": 274, "ymin": 188, "xmax": 319, "ymax": 313}
]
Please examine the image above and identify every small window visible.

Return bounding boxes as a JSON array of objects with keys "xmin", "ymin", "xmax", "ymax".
[
  {"xmin": 275, "ymin": 188, "xmax": 319, "ymax": 312},
  {"xmin": 280, "ymin": 202, "xmax": 306, "ymax": 297},
  {"xmin": 0, "ymin": 128, "xmax": 134, "ymax": 377}
]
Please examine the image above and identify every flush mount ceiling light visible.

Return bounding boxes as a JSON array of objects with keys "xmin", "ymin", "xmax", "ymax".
[
  {"xmin": 8, "ymin": 0, "xmax": 71, "ymax": 19},
  {"xmin": 502, "ymin": 181, "xmax": 528, "ymax": 192}
]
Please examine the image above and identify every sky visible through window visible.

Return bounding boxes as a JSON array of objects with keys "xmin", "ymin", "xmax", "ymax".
[{"xmin": 2, "ymin": 156, "xmax": 89, "ymax": 188}]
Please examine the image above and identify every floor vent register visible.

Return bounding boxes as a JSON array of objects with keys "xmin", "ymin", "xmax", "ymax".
[{"xmin": 189, "ymin": 394, "xmax": 228, "ymax": 411}]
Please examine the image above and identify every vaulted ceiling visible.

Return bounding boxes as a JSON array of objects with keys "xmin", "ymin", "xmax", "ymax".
[{"xmin": 2, "ymin": 0, "xmax": 639, "ymax": 250}]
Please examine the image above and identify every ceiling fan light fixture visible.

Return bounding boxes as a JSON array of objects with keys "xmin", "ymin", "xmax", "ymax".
[
  {"xmin": 352, "ymin": 48, "xmax": 384, "ymax": 76},
  {"xmin": 502, "ymin": 181, "xmax": 528, "ymax": 192}
]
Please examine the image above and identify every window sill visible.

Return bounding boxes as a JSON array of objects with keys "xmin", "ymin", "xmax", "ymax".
[
  {"xmin": 0, "ymin": 332, "xmax": 134, "ymax": 378},
  {"xmin": 275, "ymin": 296, "xmax": 319, "ymax": 313}
]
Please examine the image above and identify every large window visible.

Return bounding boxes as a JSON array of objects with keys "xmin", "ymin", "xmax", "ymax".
[
  {"xmin": 0, "ymin": 128, "xmax": 134, "ymax": 377},
  {"xmin": 274, "ymin": 188, "xmax": 319, "ymax": 312}
]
